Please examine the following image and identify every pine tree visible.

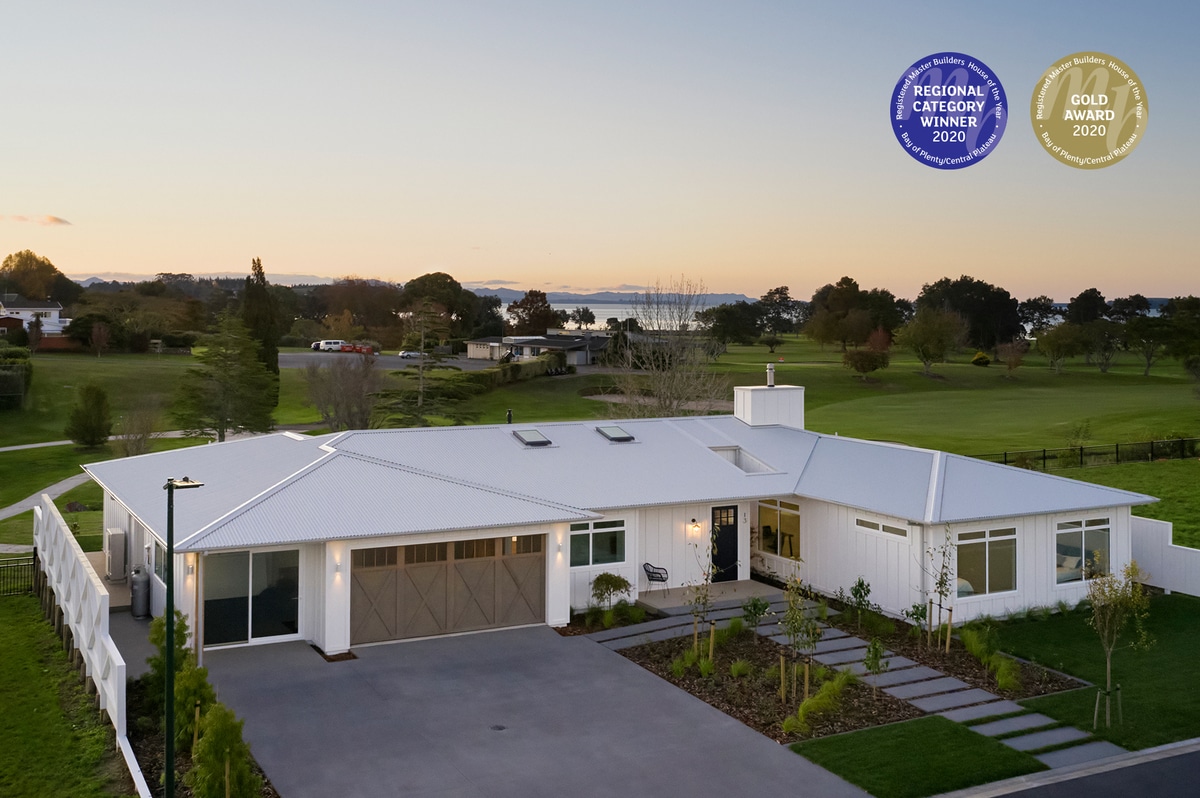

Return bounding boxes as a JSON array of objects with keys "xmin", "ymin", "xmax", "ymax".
[{"xmin": 241, "ymin": 257, "xmax": 280, "ymax": 405}]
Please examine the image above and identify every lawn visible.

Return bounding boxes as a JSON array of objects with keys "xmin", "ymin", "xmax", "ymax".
[
  {"xmin": 1068, "ymin": 460, "xmax": 1200, "ymax": 548},
  {"xmin": 0, "ymin": 595, "xmax": 132, "ymax": 797},
  {"xmin": 793, "ymin": 715, "xmax": 1045, "ymax": 798},
  {"xmin": 1001, "ymin": 592, "xmax": 1200, "ymax": 750},
  {"xmin": 0, "ymin": 481, "xmax": 108, "ymax": 553}
]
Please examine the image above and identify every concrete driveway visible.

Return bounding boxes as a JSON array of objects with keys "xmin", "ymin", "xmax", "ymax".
[{"xmin": 205, "ymin": 626, "xmax": 866, "ymax": 798}]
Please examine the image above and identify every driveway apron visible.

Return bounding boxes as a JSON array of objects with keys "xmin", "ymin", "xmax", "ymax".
[{"xmin": 204, "ymin": 625, "xmax": 867, "ymax": 798}]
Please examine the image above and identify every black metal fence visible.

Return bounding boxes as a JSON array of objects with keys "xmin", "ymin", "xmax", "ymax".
[
  {"xmin": 0, "ymin": 555, "xmax": 34, "ymax": 596},
  {"xmin": 973, "ymin": 438, "xmax": 1200, "ymax": 472}
]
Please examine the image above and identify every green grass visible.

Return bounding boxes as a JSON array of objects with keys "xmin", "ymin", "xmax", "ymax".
[
  {"xmin": 1069, "ymin": 460, "xmax": 1200, "ymax": 548},
  {"xmin": 452, "ymin": 372, "xmax": 616, "ymax": 425},
  {"xmin": 0, "ymin": 482, "xmax": 108, "ymax": 552},
  {"xmin": 0, "ymin": 595, "xmax": 131, "ymax": 797},
  {"xmin": 1002, "ymin": 593, "xmax": 1200, "ymax": 750},
  {"xmin": 792, "ymin": 715, "xmax": 1045, "ymax": 798},
  {"xmin": 0, "ymin": 438, "xmax": 202, "ymax": 509}
]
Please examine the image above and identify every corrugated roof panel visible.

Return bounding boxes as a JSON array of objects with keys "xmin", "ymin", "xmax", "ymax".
[
  {"xmin": 179, "ymin": 452, "xmax": 594, "ymax": 551},
  {"xmin": 933, "ymin": 455, "xmax": 1155, "ymax": 523},
  {"xmin": 795, "ymin": 437, "xmax": 935, "ymax": 521}
]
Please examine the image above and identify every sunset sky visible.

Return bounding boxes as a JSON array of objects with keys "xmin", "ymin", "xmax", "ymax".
[{"xmin": 3, "ymin": 1, "xmax": 1195, "ymax": 302}]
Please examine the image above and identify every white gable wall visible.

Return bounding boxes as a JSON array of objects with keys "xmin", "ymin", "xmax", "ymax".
[{"xmin": 635, "ymin": 501, "xmax": 752, "ymax": 594}]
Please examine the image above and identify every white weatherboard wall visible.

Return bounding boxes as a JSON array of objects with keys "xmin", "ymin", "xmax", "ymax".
[
  {"xmin": 635, "ymin": 502, "xmax": 752, "ymax": 595},
  {"xmin": 942, "ymin": 506, "xmax": 1133, "ymax": 623},
  {"xmin": 1132, "ymin": 517, "xmax": 1199, "ymax": 596},
  {"xmin": 733, "ymin": 384, "xmax": 805, "ymax": 428},
  {"xmin": 570, "ymin": 515, "xmax": 639, "ymax": 612}
]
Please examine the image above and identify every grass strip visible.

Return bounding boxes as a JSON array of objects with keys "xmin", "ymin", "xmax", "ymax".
[{"xmin": 793, "ymin": 715, "xmax": 1045, "ymax": 798}]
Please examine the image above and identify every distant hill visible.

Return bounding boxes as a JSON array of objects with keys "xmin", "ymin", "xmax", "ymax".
[
  {"xmin": 471, "ymin": 287, "xmax": 755, "ymax": 306},
  {"xmin": 69, "ymin": 272, "xmax": 340, "ymax": 287}
]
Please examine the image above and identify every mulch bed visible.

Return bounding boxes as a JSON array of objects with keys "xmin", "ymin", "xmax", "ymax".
[
  {"xmin": 126, "ymin": 677, "xmax": 280, "ymax": 798},
  {"xmin": 619, "ymin": 608, "xmax": 1084, "ymax": 745}
]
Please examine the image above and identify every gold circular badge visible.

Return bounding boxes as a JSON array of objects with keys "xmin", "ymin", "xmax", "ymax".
[{"xmin": 1030, "ymin": 52, "xmax": 1147, "ymax": 169}]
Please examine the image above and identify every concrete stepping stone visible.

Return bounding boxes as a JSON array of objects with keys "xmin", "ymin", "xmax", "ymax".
[
  {"xmin": 970, "ymin": 713, "xmax": 1056, "ymax": 737},
  {"xmin": 1035, "ymin": 740, "xmax": 1126, "ymax": 769},
  {"xmin": 818, "ymin": 627, "xmax": 849, "ymax": 640},
  {"xmin": 814, "ymin": 647, "xmax": 869, "ymax": 665},
  {"xmin": 814, "ymin": 636, "xmax": 868, "ymax": 654},
  {"xmin": 885, "ymin": 677, "xmax": 970, "ymax": 700},
  {"xmin": 911, "ymin": 688, "xmax": 999, "ymax": 713},
  {"xmin": 1002, "ymin": 726, "xmax": 1090, "ymax": 752},
  {"xmin": 939, "ymin": 700, "xmax": 1024, "ymax": 723},
  {"xmin": 845, "ymin": 656, "xmax": 916, "ymax": 676},
  {"xmin": 861, "ymin": 666, "xmax": 941, "ymax": 687}
]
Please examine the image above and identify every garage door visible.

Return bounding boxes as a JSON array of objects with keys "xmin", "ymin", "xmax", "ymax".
[{"xmin": 350, "ymin": 535, "xmax": 545, "ymax": 644}]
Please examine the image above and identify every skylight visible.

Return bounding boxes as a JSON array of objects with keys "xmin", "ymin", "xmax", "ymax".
[
  {"xmin": 513, "ymin": 429, "xmax": 552, "ymax": 447},
  {"xmin": 596, "ymin": 425, "xmax": 634, "ymax": 442}
]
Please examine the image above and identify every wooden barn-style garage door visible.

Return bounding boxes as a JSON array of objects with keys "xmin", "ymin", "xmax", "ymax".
[{"xmin": 350, "ymin": 535, "xmax": 545, "ymax": 644}]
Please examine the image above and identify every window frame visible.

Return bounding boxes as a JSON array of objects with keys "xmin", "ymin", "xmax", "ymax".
[
  {"xmin": 854, "ymin": 517, "xmax": 909, "ymax": 539},
  {"xmin": 568, "ymin": 519, "xmax": 627, "ymax": 568},
  {"xmin": 956, "ymin": 526, "xmax": 1017, "ymax": 598},
  {"xmin": 1054, "ymin": 517, "xmax": 1111, "ymax": 585}
]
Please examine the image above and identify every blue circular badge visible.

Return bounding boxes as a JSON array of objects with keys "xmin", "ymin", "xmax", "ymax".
[{"xmin": 891, "ymin": 52, "xmax": 1008, "ymax": 169}]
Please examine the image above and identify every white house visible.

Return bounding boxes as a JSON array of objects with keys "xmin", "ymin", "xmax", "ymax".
[
  {"xmin": 0, "ymin": 292, "xmax": 69, "ymax": 335},
  {"xmin": 82, "ymin": 382, "xmax": 1155, "ymax": 658},
  {"xmin": 465, "ymin": 333, "xmax": 608, "ymax": 365}
]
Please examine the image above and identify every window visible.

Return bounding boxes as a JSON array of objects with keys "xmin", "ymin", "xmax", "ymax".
[
  {"xmin": 504, "ymin": 535, "xmax": 543, "ymax": 555},
  {"xmin": 454, "ymin": 538, "xmax": 496, "ymax": 560},
  {"xmin": 153, "ymin": 539, "xmax": 166, "ymax": 581},
  {"xmin": 569, "ymin": 520, "xmax": 626, "ymax": 567},
  {"xmin": 404, "ymin": 543, "xmax": 447, "ymax": 565},
  {"xmin": 957, "ymin": 527, "xmax": 1016, "ymax": 597},
  {"xmin": 513, "ymin": 429, "xmax": 551, "ymax": 447},
  {"xmin": 596, "ymin": 425, "xmax": 634, "ymax": 442},
  {"xmin": 1055, "ymin": 518, "xmax": 1110, "ymax": 583},
  {"xmin": 354, "ymin": 546, "xmax": 399, "ymax": 568},
  {"xmin": 855, "ymin": 518, "xmax": 908, "ymax": 538},
  {"xmin": 757, "ymin": 499, "xmax": 800, "ymax": 561}
]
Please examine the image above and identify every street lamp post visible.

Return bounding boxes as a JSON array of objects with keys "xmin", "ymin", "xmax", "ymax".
[{"xmin": 163, "ymin": 476, "xmax": 203, "ymax": 797}]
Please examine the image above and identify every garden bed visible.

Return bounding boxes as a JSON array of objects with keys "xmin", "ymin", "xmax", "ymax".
[{"xmin": 620, "ymin": 607, "xmax": 1083, "ymax": 744}]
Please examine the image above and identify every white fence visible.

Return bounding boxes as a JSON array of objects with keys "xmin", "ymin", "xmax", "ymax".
[
  {"xmin": 33, "ymin": 495, "xmax": 150, "ymax": 797},
  {"xmin": 1131, "ymin": 516, "xmax": 1200, "ymax": 597}
]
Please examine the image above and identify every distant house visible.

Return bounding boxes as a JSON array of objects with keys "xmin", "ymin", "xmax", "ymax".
[
  {"xmin": 0, "ymin": 293, "xmax": 69, "ymax": 335},
  {"xmin": 83, "ymin": 377, "xmax": 1156, "ymax": 658},
  {"xmin": 466, "ymin": 332, "xmax": 609, "ymax": 365},
  {"xmin": 0, "ymin": 317, "xmax": 23, "ymax": 338}
]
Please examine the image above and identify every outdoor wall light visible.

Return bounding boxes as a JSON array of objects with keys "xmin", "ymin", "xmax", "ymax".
[
  {"xmin": 335, "ymin": 561, "xmax": 341, "ymax": 573},
  {"xmin": 690, "ymin": 518, "xmax": 701, "ymax": 534}
]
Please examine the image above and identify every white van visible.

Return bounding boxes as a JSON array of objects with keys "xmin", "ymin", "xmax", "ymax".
[{"xmin": 317, "ymin": 340, "xmax": 347, "ymax": 352}]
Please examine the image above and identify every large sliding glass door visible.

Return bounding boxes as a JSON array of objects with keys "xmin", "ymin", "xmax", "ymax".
[{"xmin": 203, "ymin": 549, "xmax": 299, "ymax": 646}]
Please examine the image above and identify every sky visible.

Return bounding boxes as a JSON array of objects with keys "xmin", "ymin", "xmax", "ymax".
[{"xmin": 3, "ymin": 1, "xmax": 1196, "ymax": 302}]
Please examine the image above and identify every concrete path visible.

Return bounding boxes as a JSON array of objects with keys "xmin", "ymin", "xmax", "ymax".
[
  {"xmin": 0, "ymin": 473, "xmax": 92, "ymax": 524},
  {"xmin": 204, "ymin": 626, "xmax": 869, "ymax": 798}
]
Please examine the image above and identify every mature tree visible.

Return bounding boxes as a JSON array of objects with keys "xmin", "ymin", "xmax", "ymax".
[
  {"xmin": 606, "ymin": 316, "xmax": 642, "ymax": 333},
  {"xmin": 241, "ymin": 258, "xmax": 281, "ymax": 406},
  {"xmin": 401, "ymin": 272, "xmax": 481, "ymax": 338},
  {"xmin": 568, "ymin": 306, "xmax": 596, "ymax": 329},
  {"xmin": 843, "ymin": 349, "xmax": 889, "ymax": 379},
  {"xmin": 506, "ymin": 290, "xmax": 560, "ymax": 336},
  {"xmin": 1083, "ymin": 319, "xmax": 1123, "ymax": 373},
  {"xmin": 916, "ymin": 276, "xmax": 1020, "ymax": 350},
  {"xmin": 1036, "ymin": 322, "xmax": 1088, "ymax": 373},
  {"xmin": 1108, "ymin": 294, "xmax": 1151, "ymax": 324},
  {"xmin": 323, "ymin": 309, "xmax": 365, "ymax": 341},
  {"xmin": 609, "ymin": 276, "xmax": 728, "ymax": 417},
  {"xmin": 1124, "ymin": 316, "xmax": 1169, "ymax": 376},
  {"xmin": 64, "ymin": 383, "xmax": 113, "ymax": 448},
  {"xmin": 862, "ymin": 288, "xmax": 911, "ymax": 335},
  {"xmin": 0, "ymin": 344, "xmax": 33, "ymax": 409},
  {"xmin": 470, "ymin": 294, "xmax": 505, "ymax": 338},
  {"xmin": 896, "ymin": 308, "xmax": 966, "ymax": 376},
  {"xmin": 317, "ymin": 276, "xmax": 404, "ymax": 330},
  {"xmin": 758, "ymin": 333, "xmax": 784, "ymax": 353},
  {"xmin": 759, "ymin": 286, "xmax": 800, "ymax": 335},
  {"xmin": 1019, "ymin": 295, "xmax": 1060, "ymax": 334},
  {"xmin": 171, "ymin": 313, "xmax": 275, "ymax": 442},
  {"xmin": 91, "ymin": 321, "xmax": 111, "ymax": 357},
  {"xmin": 1, "ymin": 249, "xmax": 84, "ymax": 305},
  {"xmin": 1162, "ymin": 296, "xmax": 1200, "ymax": 379},
  {"xmin": 696, "ymin": 301, "xmax": 762, "ymax": 346},
  {"xmin": 1087, "ymin": 561, "xmax": 1152, "ymax": 728},
  {"xmin": 1065, "ymin": 288, "xmax": 1109, "ymax": 325},
  {"xmin": 304, "ymin": 353, "xmax": 384, "ymax": 430},
  {"xmin": 114, "ymin": 396, "xmax": 162, "ymax": 457}
]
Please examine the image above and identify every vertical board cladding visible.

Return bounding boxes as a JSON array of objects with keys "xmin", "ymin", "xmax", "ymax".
[
  {"xmin": 300, "ymin": 543, "xmax": 324, "ymax": 648},
  {"xmin": 946, "ymin": 506, "xmax": 1133, "ymax": 623},
  {"xmin": 569, "ymin": 514, "xmax": 638, "ymax": 612},
  {"xmin": 634, "ymin": 502, "xmax": 744, "ymax": 596}
]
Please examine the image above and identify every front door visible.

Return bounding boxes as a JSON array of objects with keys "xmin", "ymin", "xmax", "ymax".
[{"xmin": 710, "ymin": 506, "xmax": 738, "ymax": 583}]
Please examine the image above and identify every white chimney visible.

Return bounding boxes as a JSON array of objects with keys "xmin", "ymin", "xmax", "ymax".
[{"xmin": 733, "ymin": 372, "xmax": 804, "ymax": 428}]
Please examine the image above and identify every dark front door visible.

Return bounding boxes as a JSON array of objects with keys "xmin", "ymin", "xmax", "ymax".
[{"xmin": 711, "ymin": 506, "xmax": 738, "ymax": 583}]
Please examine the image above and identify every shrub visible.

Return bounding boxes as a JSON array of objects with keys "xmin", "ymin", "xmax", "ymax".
[
  {"xmin": 682, "ymin": 649, "xmax": 699, "ymax": 669},
  {"xmin": 730, "ymin": 659, "xmax": 753, "ymax": 679},
  {"xmin": 602, "ymin": 608, "xmax": 617, "ymax": 629},
  {"xmin": 787, "ymin": 668, "xmax": 858, "ymax": 735},
  {"xmin": 742, "ymin": 595, "xmax": 771, "ymax": 631},
  {"xmin": 590, "ymin": 572, "xmax": 632, "ymax": 609},
  {"xmin": 860, "ymin": 609, "xmax": 896, "ymax": 638},
  {"xmin": 971, "ymin": 351, "xmax": 991, "ymax": 366},
  {"xmin": 144, "ymin": 610, "xmax": 191, "ymax": 719},
  {"xmin": 584, "ymin": 605, "xmax": 604, "ymax": 630},
  {"xmin": 725, "ymin": 617, "xmax": 745, "ymax": 638},
  {"xmin": 902, "ymin": 602, "xmax": 927, "ymax": 638},
  {"xmin": 671, "ymin": 657, "xmax": 687, "ymax": 678},
  {"xmin": 991, "ymin": 655, "xmax": 1022, "ymax": 692},
  {"xmin": 185, "ymin": 703, "xmax": 262, "ymax": 798},
  {"xmin": 64, "ymin": 383, "xmax": 113, "ymax": 448},
  {"xmin": 698, "ymin": 657, "xmax": 715, "ymax": 678},
  {"xmin": 174, "ymin": 661, "xmax": 217, "ymax": 752}
]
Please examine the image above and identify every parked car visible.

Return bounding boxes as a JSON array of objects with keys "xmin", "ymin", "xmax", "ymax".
[
  {"xmin": 310, "ymin": 341, "xmax": 321, "ymax": 351},
  {"xmin": 317, "ymin": 339, "xmax": 347, "ymax": 352},
  {"xmin": 398, "ymin": 350, "xmax": 422, "ymax": 359}
]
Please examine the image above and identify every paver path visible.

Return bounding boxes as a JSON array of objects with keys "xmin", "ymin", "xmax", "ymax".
[{"xmin": 589, "ymin": 593, "xmax": 1126, "ymax": 770}]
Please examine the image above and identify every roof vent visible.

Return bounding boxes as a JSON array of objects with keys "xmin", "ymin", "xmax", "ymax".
[
  {"xmin": 596, "ymin": 425, "xmax": 634, "ymax": 442},
  {"xmin": 513, "ymin": 429, "xmax": 552, "ymax": 447}
]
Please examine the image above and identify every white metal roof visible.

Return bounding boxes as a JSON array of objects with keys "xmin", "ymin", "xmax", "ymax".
[{"xmin": 82, "ymin": 416, "xmax": 1155, "ymax": 550}]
